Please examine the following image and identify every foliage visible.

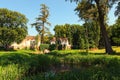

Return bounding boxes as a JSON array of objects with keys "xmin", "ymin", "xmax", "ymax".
[
  {"xmin": 109, "ymin": 17, "xmax": 120, "ymax": 46},
  {"xmin": 74, "ymin": 0, "xmax": 98, "ymax": 21},
  {"xmin": 54, "ymin": 24, "xmax": 85, "ymax": 49},
  {"xmin": 32, "ymin": 4, "xmax": 51, "ymax": 44},
  {"xmin": 83, "ymin": 22, "xmax": 100, "ymax": 49},
  {"xmin": 54, "ymin": 23, "xmax": 100, "ymax": 49},
  {"xmin": 0, "ymin": 8, "xmax": 28, "ymax": 28},
  {"xmin": 40, "ymin": 44, "xmax": 49, "ymax": 51},
  {"xmin": 49, "ymin": 44, "xmax": 56, "ymax": 51},
  {"xmin": 115, "ymin": 1, "xmax": 120, "ymax": 16},
  {"xmin": 0, "ymin": 8, "xmax": 28, "ymax": 50},
  {"xmin": 44, "ymin": 33, "xmax": 54, "ymax": 44},
  {"xmin": 65, "ymin": 0, "xmax": 120, "ymax": 54}
]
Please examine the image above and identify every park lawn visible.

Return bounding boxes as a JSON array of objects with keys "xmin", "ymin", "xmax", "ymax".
[
  {"xmin": 0, "ymin": 47, "xmax": 120, "ymax": 80},
  {"xmin": 89, "ymin": 46, "xmax": 120, "ymax": 53},
  {"xmin": 112, "ymin": 46, "xmax": 120, "ymax": 53},
  {"xmin": 56, "ymin": 46, "xmax": 120, "ymax": 55},
  {"xmin": 0, "ymin": 49, "xmax": 35, "ymax": 54},
  {"xmin": 0, "ymin": 46, "xmax": 119, "ymax": 54}
]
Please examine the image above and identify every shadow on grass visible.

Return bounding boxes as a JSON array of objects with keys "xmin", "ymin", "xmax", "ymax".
[
  {"xmin": 89, "ymin": 52, "xmax": 120, "ymax": 56},
  {"xmin": 47, "ymin": 51, "xmax": 106, "ymax": 57},
  {"xmin": 109, "ymin": 52, "xmax": 120, "ymax": 55},
  {"xmin": 89, "ymin": 53, "xmax": 106, "ymax": 55}
]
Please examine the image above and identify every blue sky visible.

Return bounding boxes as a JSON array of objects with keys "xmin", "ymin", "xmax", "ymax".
[{"xmin": 0, "ymin": 0, "xmax": 117, "ymax": 36}]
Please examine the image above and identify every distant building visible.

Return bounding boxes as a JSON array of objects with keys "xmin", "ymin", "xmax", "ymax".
[
  {"xmin": 50, "ymin": 37, "xmax": 56, "ymax": 45},
  {"xmin": 50, "ymin": 37, "xmax": 71, "ymax": 50},
  {"xmin": 11, "ymin": 36, "xmax": 40, "ymax": 50}
]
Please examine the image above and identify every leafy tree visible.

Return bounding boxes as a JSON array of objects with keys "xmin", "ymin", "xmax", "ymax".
[
  {"xmin": 115, "ymin": 1, "xmax": 120, "ymax": 16},
  {"xmin": 0, "ymin": 27, "xmax": 17, "ymax": 49},
  {"xmin": 109, "ymin": 17, "xmax": 120, "ymax": 46},
  {"xmin": 0, "ymin": 8, "xmax": 28, "ymax": 50},
  {"xmin": 0, "ymin": 8, "xmax": 28, "ymax": 28},
  {"xmin": 54, "ymin": 24, "xmax": 85, "ymax": 49},
  {"xmin": 74, "ymin": 1, "xmax": 99, "ymax": 52},
  {"xmin": 83, "ymin": 21, "xmax": 100, "ymax": 49},
  {"xmin": 44, "ymin": 32, "xmax": 54, "ymax": 44},
  {"xmin": 32, "ymin": 4, "xmax": 51, "ymax": 44},
  {"xmin": 71, "ymin": 24, "xmax": 85, "ymax": 49},
  {"xmin": 75, "ymin": 0, "xmax": 98, "ymax": 21},
  {"xmin": 65, "ymin": 0, "xmax": 119, "ymax": 54}
]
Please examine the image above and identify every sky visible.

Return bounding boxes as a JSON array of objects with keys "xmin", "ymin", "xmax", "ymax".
[{"xmin": 0, "ymin": 0, "xmax": 118, "ymax": 36}]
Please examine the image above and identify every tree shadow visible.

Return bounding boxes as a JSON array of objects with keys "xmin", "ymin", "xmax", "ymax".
[
  {"xmin": 89, "ymin": 53, "xmax": 106, "ymax": 55},
  {"xmin": 84, "ymin": 52, "xmax": 119, "ymax": 56},
  {"xmin": 109, "ymin": 52, "xmax": 120, "ymax": 55}
]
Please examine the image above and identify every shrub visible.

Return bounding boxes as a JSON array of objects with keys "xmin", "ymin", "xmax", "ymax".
[
  {"xmin": 40, "ymin": 44, "xmax": 49, "ymax": 51},
  {"xmin": 58, "ymin": 45, "xmax": 62, "ymax": 50},
  {"xmin": 49, "ymin": 44, "xmax": 56, "ymax": 51}
]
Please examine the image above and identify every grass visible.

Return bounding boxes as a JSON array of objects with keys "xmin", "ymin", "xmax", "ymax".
[
  {"xmin": 0, "ymin": 47, "xmax": 120, "ymax": 80},
  {"xmin": 113, "ymin": 46, "xmax": 120, "ymax": 53},
  {"xmin": 0, "ymin": 49, "xmax": 35, "ymax": 54},
  {"xmin": 0, "ymin": 64, "xmax": 26, "ymax": 80}
]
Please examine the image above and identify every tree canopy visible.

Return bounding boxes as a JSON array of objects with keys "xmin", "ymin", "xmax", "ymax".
[
  {"xmin": 115, "ymin": 1, "xmax": 120, "ymax": 16},
  {"xmin": 0, "ymin": 8, "xmax": 28, "ymax": 50},
  {"xmin": 54, "ymin": 23, "xmax": 100, "ymax": 49},
  {"xmin": 109, "ymin": 17, "xmax": 120, "ymax": 46}
]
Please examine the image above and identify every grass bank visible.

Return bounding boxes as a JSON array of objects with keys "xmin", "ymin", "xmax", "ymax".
[{"xmin": 0, "ymin": 47, "xmax": 120, "ymax": 80}]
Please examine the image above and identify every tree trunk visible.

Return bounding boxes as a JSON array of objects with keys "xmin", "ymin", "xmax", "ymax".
[
  {"xmin": 95, "ymin": 0, "xmax": 113, "ymax": 54},
  {"xmin": 85, "ymin": 21, "xmax": 89, "ymax": 53},
  {"xmin": 41, "ymin": 22, "xmax": 45, "ymax": 44},
  {"xmin": 41, "ymin": 33, "xmax": 44, "ymax": 44}
]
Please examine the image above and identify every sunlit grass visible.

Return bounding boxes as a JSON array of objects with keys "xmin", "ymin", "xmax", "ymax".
[
  {"xmin": 89, "ymin": 46, "xmax": 120, "ymax": 53},
  {"xmin": 112, "ymin": 46, "xmax": 120, "ymax": 53},
  {"xmin": 89, "ymin": 49, "xmax": 105, "ymax": 53},
  {"xmin": 54, "ymin": 46, "xmax": 120, "ymax": 54},
  {"xmin": 0, "ymin": 64, "xmax": 25, "ymax": 80},
  {"xmin": 0, "ymin": 49, "xmax": 35, "ymax": 54},
  {"xmin": 0, "ymin": 46, "xmax": 120, "ymax": 54}
]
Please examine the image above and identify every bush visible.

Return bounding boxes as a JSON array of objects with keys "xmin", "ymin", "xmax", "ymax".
[
  {"xmin": 49, "ymin": 44, "xmax": 56, "ymax": 51},
  {"xmin": 0, "ymin": 46, "xmax": 14, "ymax": 51},
  {"xmin": 58, "ymin": 45, "xmax": 62, "ymax": 50},
  {"xmin": 0, "ymin": 46, "xmax": 4, "ymax": 50},
  {"xmin": 40, "ymin": 44, "xmax": 49, "ymax": 51},
  {"xmin": 72, "ymin": 45, "xmax": 79, "ymax": 49}
]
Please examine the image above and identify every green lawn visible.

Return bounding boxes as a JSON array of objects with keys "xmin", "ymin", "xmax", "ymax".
[
  {"xmin": 0, "ymin": 49, "xmax": 35, "ymax": 54},
  {"xmin": 0, "ymin": 47, "xmax": 120, "ymax": 80},
  {"xmin": 0, "ymin": 46, "xmax": 119, "ymax": 54}
]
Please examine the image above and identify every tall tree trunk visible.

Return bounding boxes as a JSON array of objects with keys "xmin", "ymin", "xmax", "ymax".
[
  {"xmin": 41, "ymin": 22, "xmax": 45, "ymax": 44},
  {"xmin": 41, "ymin": 34, "xmax": 44, "ymax": 44},
  {"xmin": 95, "ymin": 0, "xmax": 113, "ymax": 54},
  {"xmin": 85, "ymin": 21, "xmax": 89, "ymax": 53}
]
